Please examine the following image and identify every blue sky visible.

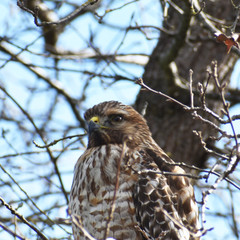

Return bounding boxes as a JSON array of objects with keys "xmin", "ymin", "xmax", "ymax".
[{"xmin": 0, "ymin": 0, "xmax": 239, "ymax": 239}]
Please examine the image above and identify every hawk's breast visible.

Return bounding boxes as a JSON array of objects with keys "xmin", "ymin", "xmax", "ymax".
[{"xmin": 69, "ymin": 144, "xmax": 143, "ymax": 240}]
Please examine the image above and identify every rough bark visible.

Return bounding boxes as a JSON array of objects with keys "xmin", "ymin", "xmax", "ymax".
[{"xmin": 135, "ymin": 0, "xmax": 239, "ymax": 168}]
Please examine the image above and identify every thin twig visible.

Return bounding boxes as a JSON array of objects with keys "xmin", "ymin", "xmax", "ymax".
[
  {"xmin": 0, "ymin": 164, "xmax": 69, "ymax": 233},
  {"xmin": 136, "ymin": 78, "xmax": 189, "ymax": 109},
  {"xmin": 161, "ymin": 208, "xmax": 209, "ymax": 238},
  {"xmin": 0, "ymin": 197, "xmax": 48, "ymax": 240},
  {"xmin": 0, "ymin": 222, "xmax": 27, "ymax": 240},
  {"xmin": 189, "ymin": 69, "xmax": 194, "ymax": 109},
  {"xmin": 33, "ymin": 134, "xmax": 86, "ymax": 148},
  {"xmin": 0, "ymin": 85, "xmax": 69, "ymax": 204},
  {"xmin": 71, "ymin": 215, "xmax": 97, "ymax": 240},
  {"xmin": 136, "ymin": 78, "xmax": 238, "ymax": 139},
  {"xmin": 212, "ymin": 61, "xmax": 240, "ymax": 176},
  {"xmin": 0, "ymin": 45, "xmax": 85, "ymax": 128},
  {"xmin": 17, "ymin": 0, "xmax": 99, "ymax": 27}
]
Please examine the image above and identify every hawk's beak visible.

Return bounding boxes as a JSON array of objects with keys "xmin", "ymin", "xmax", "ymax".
[{"xmin": 88, "ymin": 116, "xmax": 100, "ymax": 134}]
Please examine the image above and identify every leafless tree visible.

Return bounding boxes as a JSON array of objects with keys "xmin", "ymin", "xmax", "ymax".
[{"xmin": 0, "ymin": 0, "xmax": 239, "ymax": 239}]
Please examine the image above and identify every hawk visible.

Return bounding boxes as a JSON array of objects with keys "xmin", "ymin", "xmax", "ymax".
[{"xmin": 69, "ymin": 101, "xmax": 200, "ymax": 240}]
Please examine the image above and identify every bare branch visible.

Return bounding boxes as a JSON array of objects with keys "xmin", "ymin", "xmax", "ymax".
[
  {"xmin": 0, "ymin": 197, "xmax": 48, "ymax": 240},
  {"xmin": 17, "ymin": 0, "xmax": 99, "ymax": 27},
  {"xmin": 33, "ymin": 133, "xmax": 86, "ymax": 148}
]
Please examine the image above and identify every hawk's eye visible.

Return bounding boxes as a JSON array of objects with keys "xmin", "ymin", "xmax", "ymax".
[{"xmin": 110, "ymin": 114, "xmax": 124, "ymax": 123}]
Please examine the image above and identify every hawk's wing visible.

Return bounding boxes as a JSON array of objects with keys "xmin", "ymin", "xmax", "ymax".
[{"xmin": 132, "ymin": 148, "xmax": 199, "ymax": 240}]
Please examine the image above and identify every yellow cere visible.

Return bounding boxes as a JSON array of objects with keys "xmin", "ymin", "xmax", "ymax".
[{"xmin": 90, "ymin": 116, "xmax": 99, "ymax": 123}]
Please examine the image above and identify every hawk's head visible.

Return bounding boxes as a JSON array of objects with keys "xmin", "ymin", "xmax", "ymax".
[{"xmin": 84, "ymin": 101, "xmax": 152, "ymax": 148}]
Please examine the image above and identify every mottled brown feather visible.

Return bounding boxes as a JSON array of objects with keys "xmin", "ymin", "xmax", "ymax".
[{"xmin": 69, "ymin": 101, "xmax": 200, "ymax": 240}]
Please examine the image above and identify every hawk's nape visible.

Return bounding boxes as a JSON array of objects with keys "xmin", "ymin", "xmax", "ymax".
[{"xmin": 69, "ymin": 101, "xmax": 200, "ymax": 240}]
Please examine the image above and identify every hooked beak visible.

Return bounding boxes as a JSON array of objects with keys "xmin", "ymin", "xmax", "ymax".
[
  {"xmin": 88, "ymin": 120, "xmax": 100, "ymax": 134},
  {"xmin": 88, "ymin": 116, "xmax": 100, "ymax": 135}
]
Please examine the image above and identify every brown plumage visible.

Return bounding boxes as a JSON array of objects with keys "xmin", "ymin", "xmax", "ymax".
[{"xmin": 69, "ymin": 101, "xmax": 200, "ymax": 240}]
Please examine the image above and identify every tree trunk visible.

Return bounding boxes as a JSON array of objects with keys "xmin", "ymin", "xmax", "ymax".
[{"xmin": 135, "ymin": 0, "xmax": 238, "ymax": 168}]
